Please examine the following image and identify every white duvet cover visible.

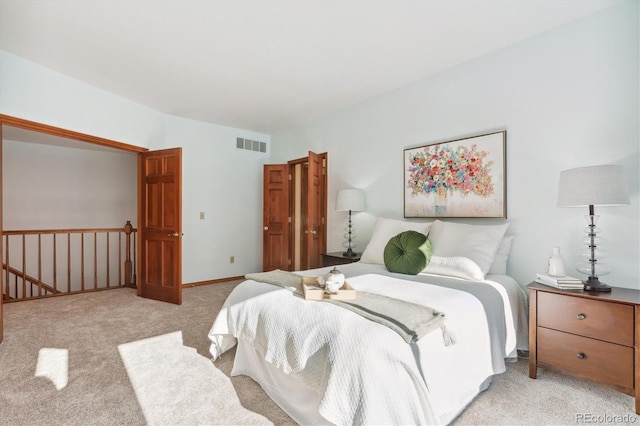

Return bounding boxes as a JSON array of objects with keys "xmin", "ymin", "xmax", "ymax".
[{"xmin": 209, "ymin": 264, "xmax": 526, "ymax": 425}]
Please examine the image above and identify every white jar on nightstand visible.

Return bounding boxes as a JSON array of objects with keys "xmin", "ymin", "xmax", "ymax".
[{"xmin": 548, "ymin": 246, "xmax": 566, "ymax": 277}]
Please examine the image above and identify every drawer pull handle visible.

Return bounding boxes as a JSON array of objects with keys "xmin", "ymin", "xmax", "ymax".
[
  {"xmin": 577, "ymin": 353, "xmax": 585, "ymax": 360},
  {"xmin": 577, "ymin": 313, "xmax": 586, "ymax": 320}
]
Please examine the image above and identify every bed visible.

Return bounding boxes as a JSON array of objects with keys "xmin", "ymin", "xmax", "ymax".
[{"xmin": 208, "ymin": 219, "xmax": 528, "ymax": 425}]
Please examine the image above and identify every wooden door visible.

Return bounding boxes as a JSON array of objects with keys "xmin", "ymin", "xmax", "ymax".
[
  {"xmin": 263, "ymin": 164, "xmax": 290, "ymax": 271},
  {"xmin": 262, "ymin": 152, "xmax": 326, "ymax": 272},
  {"xmin": 138, "ymin": 148, "xmax": 182, "ymax": 304},
  {"xmin": 303, "ymin": 151, "xmax": 325, "ymax": 269}
]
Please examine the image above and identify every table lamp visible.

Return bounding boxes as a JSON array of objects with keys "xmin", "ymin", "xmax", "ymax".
[
  {"xmin": 336, "ymin": 189, "xmax": 365, "ymax": 257},
  {"xmin": 557, "ymin": 165, "xmax": 630, "ymax": 292}
]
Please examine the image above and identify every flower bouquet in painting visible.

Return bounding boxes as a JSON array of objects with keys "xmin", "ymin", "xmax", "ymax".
[{"xmin": 404, "ymin": 131, "xmax": 506, "ymax": 218}]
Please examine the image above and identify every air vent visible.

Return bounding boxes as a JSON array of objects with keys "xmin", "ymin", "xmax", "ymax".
[{"xmin": 236, "ymin": 137, "xmax": 267, "ymax": 153}]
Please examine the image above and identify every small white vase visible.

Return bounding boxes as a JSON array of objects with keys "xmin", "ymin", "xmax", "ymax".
[
  {"xmin": 548, "ymin": 246, "xmax": 566, "ymax": 277},
  {"xmin": 325, "ymin": 280, "xmax": 341, "ymax": 294},
  {"xmin": 325, "ymin": 267, "xmax": 345, "ymax": 288}
]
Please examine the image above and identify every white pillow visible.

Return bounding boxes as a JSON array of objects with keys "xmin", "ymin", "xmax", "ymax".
[
  {"xmin": 427, "ymin": 220, "xmax": 509, "ymax": 278},
  {"xmin": 423, "ymin": 256, "xmax": 484, "ymax": 281},
  {"xmin": 360, "ymin": 217, "xmax": 431, "ymax": 265},
  {"xmin": 488, "ymin": 236, "xmax": 514, "ymax": 275}
]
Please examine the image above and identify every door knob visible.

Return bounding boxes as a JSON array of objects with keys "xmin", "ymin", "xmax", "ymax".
[
  {"xmin": 264, "ymin": 226, "xmax": 269, "ymax": 231},
  {"xmin": 168, "ymin": 232, "xmax": 182, "ymax": 237}
]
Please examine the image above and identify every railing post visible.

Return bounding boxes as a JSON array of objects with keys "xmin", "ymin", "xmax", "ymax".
[{"xmin": 124, "ymin": 221, "xmax": 133, "ymax": 287}]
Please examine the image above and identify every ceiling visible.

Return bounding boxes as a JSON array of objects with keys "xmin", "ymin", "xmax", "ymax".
[{"xmin": 0, "ymin": 0, "xmax": 621, "ymax": 135}]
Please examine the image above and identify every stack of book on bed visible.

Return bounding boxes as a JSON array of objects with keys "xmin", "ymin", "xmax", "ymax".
[{"xmin": 535, "ymin": 273, "xmax": 585, "ymax": 290}]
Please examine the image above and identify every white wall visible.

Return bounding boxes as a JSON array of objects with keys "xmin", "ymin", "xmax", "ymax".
[
  {"xmin": 161, "ymin": 115, "xmax": 270, "ymax": 283},
  {"xmin": 0, "ymin": 51, "xmax": 270, "ymax": 284},
  {"xmin": 0, "ymin": 51, "xmax": 163, "ymax": 149},
  {"xmin": 271, "ymin": 2, "xmax": 640, "ymax": 289},
  {"xmin": 3, "ymin": 140, "xmax": 137, "ymax": 229},
  {"xmin": 1, "ymin": 2, "xmax": 637, "ymax": 288}
]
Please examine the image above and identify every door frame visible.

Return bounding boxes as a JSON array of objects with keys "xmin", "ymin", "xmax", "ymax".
[
  {"xmin": 0, "ymin": 114, "xmax": 149, "ymax": 342},
  {"xmin": 0, "ymin": 115, "xmax": 149, "ymax": 153}
]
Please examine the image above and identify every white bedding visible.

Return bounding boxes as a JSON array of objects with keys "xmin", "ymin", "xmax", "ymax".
[
  {"xmin": 335, "ymin": 262, "xmax": 529, "ymax": 354},
  {"xmin": 208, "ymin": 263, "xmax": 527, "ymax": 425}
]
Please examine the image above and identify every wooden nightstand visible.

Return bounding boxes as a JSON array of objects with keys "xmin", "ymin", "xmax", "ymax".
[
  {"xmin": 321, "ymin": 252, "xmax": 361, "ymax": 267},
  {"xmin": 528, "ymin": 282, "xmax": 640, "ymax": 414}
]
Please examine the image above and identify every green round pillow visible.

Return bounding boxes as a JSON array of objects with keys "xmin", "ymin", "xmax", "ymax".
[{"xmin": 383, "ymin": 230, "xmax": 432, "ymax": 275}]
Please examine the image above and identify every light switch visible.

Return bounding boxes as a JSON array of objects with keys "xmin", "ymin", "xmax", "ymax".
[{"xmin": 199, "ymin": 212, "xmax": 205, "ymax": 220}]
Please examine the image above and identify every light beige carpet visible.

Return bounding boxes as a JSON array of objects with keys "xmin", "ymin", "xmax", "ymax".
[
  {"xmin": 0, "ymin": 283, "xmax": 293, "ymax": 426},
  {"xmin": 0, "ymin": 282, "xmax": 636, "ymax": 425}
]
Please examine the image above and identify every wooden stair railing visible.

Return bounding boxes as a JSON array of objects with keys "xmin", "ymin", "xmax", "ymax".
[
  {"xmin": 2, "ymin": 263, "xmax": 60, "ymax": 298},
  {"xmin": 2, "ymin": 221, "xmax": 137, "ymax": 302}
]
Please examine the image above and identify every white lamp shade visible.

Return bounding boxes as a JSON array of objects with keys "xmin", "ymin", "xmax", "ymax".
[
  {"xmin": 336, "ymin": 189, "xmax": 365, "ymax": 212},
  {"xmin": 557, "ymin": 165, "xmax": 630, "ymax": 207}
]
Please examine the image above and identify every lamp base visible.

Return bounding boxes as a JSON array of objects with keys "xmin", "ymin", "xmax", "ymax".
[
  {"xmin": 342, "ymin": 248, "xmax": 358, "ymax": 257},
  {"xmin": 583, "ymin": 277, "xmax": 612, "ymax": 292}
]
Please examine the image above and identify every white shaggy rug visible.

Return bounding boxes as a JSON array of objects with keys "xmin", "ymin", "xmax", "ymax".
[{"xmin": 118, "ymin": 331, "xmax": 270, "ymax": 425}]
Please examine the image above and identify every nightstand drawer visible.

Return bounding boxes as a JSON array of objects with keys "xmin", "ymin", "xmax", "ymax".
[
  {"xmin": 537, "ymin": 327, "xmax": 633, "ymax": 394},
  {"xmin": 537, "ymin": 291, "xmax": 634, "ymax": 346}
]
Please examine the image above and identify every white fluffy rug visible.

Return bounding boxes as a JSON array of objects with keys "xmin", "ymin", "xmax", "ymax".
[{"xmin": 118, "ymin": 331, "xmax": 270, "ymax": 425}]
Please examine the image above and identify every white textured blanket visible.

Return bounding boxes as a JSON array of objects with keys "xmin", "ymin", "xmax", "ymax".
[
  {"xmin": 220, "ymin": 280, "xmax": 435, "ymax": 424},
  {"xmin": 246, "ymin": 269, "xmax": 455, "ymax": 345},
  {"xmin": 209, "ymin": 273, "xmax": 501, "ymax": 425}
]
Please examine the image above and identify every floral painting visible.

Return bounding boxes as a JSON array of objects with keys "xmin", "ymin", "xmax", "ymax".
[{"xmin": 404, "ymin": 131, "xmax": 506, "ymax": 218}]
